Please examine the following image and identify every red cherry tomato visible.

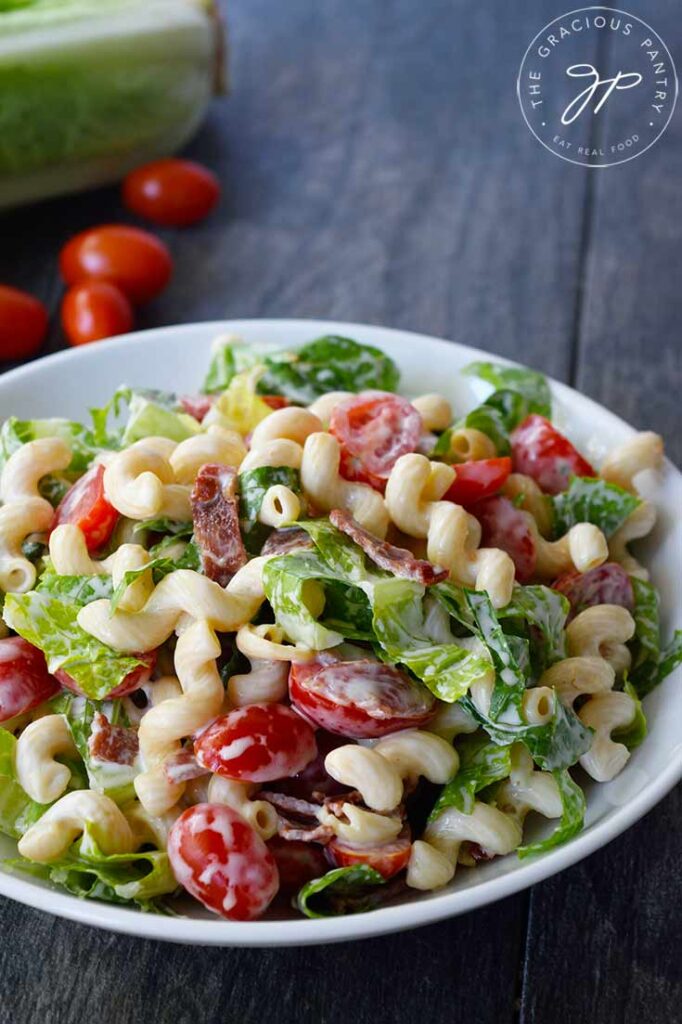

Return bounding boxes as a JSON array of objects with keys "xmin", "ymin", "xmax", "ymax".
[
  {"xmin": 122, "ymin": 159, "xmax": 220, "ymax": 227},
  {"xmin": 168, "ymin": 803, "xmax": 279, "ymax": 920},
  {"xmin": 0, "ymin": 638, "xmax": 60, "ymax": 723},
  {"xmin": 511, "ymin": 415, "xmax": 595, "ymax": 495},
  {"xmin": 194, "ymin": 703, "xmax": 318, "ymax": 783},
  {"xmin": 267, "ymin": 837, "xmax": 328, "ymax": 893},
  {"xmin": 327, "ymin": 827, "xmax": 412, "ymax": 880},
  {"xmin": 59, "ymin": 225, "xmax": 172, "ymax": 305},
  {"xmin": 330, "ymin": 392, "xmax": 422, "ymax": 490},
  {"xmin": 472, "ymin": 495, "xmax": 537, "ymax": 583},
  {"xmin": 552, "ymin": 563, "xmax": 635, "ymax": 620},
  {"xmin": 443, "ymin": 457, "xmax": 512, "ymax": 506},
  {"xmin": 0, "ymin": 285, "xmax": 48, "ymax": 362},
  {"xmin": 51, "ymin": 464, "xmax": 119, "ymax": 553},
  {"xmin": 261, "ymin": 395, "xmax": 290, "ymax": 411},
  {"xmin": 61, "ymin": 281, "xmax": 133, "ymax": 347},
  {"xmin": 56, "ymin": 650, "xmax": 156, "ymax": 700},
  {"xmin": 268, "ymin": 728, "xmax": 350, "ymax": 800},
  {"xmin": 179, "ymin": 394, "xmax": 216, "ymax": 422},
  {"xmin": 289, "ymin": 659, "xmax": 435, "ymax": 739}
]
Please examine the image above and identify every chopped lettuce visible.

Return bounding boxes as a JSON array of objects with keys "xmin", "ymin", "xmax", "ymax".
[
  {"xmin": 202, "ymin": 336, "xmax": 260, "ymax": 394},
  {"xmin": 5, "ymin": 827, "xmax": 177, "ymax": 910},
  {"xmin": 629, "ymin": 578, "xmax": 660, "ymax": 696},
  {"xmin": 517, "ymin": 769, "xmax": 585, "ymax": 858},
  {"xmin": 258, "ymin": 336, "xmax": 400, "ymax": 405},
  {"xmin": 613, "ymin": 679, "xmax": 647, "ymax": 750},
  {"xmin": 551, "ymin": 477, "xmax": 640, "ymax": 539},
  {"xmin": 498, "ymin": 584, "xmax": 569, "ymax": 673},
  {"xmin": 656, "ymin": 630, "xmax": 682, "ymax": 690},
  {"xmin": 462, "ymin": 361, "xmax": 552, "ymax": 418},
  {"xmin": 110, "ymin": 539, "xmax": 200, "ymax": 613},
  {"xmin": 262, "ymin": 554, "xmax": 344, "ymax": 651},
  {"xmin": 49, "ymin": 694, "xmax": 139, "ymax": 803},
  {"xmin": 204, "ymin": 370, "xmax": 273, "ymax": 435},
  {"xmin": 0, "ymin": 415, "xmax": 104, "ymax": 475},
  {"xmin": 297, "ymin": 864, "xmax": 386, "ymax": 918},
  {"xmin": 0, "ymin": 728, "xmax": 50, "ymax": 839},
  {"xmin": 3, "ymin": 572, "xmax": 145, "ymax": 700},
  {"xmin": 428, "ymin": 734, "xmax": 512, "ymax": 820},
  {"xmin": 132, "ymin": 518, "xmax": 194, "ymax": 539},
  {"xmin": 121, "ymin": 389, "xmax": 201, "ymax": 445}
]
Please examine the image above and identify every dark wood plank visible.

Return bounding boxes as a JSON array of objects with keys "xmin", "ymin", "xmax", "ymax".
[
  {"xmin": 0, "ymin": 1, "xmax": 601, "ymax": 1022},
  {"xmin": 522, "ymin": 4, "xmax": 682, "ymax": 1021}
]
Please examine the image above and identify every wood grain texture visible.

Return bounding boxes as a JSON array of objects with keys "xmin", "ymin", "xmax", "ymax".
[{"xmin": 0, "ymin": 1, "xmax": 679, "ymax": 1023}]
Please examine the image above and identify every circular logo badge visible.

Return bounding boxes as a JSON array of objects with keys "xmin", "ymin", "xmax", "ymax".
[{"xmin": 517, "ymin": 6, "xmax": 678, "ymax": 167}]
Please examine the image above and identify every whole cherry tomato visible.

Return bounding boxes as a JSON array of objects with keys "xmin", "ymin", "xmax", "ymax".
[
  {"xmin": 511, "ymin": 414, "xmax": 595, "ymax": 495},
  {"xmin": 122, "ymin": 159, "xmax": 220, "ymax": 227},
  {"xmin": 443, "ymin": 457, "xmax": 512, "ymax": 506},
  {"xmin": 0, "ymin": 638, "xmax": 60, "ymax": 723},
  {"xmin": 55, "ymin": 650, "xmax": 156, "ymax": 701},
  {"xmin": 289, "ymin": 658, "xmax": 435, "ymax": 739},
  {"xmin": 471, "ymin": 495, "xmax": 537, "ymax": 583},
  {"xmin": 61, "ymin": 281, "xmax": 133, "ymax": 347},
  {"xmin": 0, "ymin": 284, "xmax": 48, "ymax": 362},
  {"xmin": 168, "ymin": 803, "xmax": 279, "ymax": 920},
  {"xmin": 51, "ymin": 464, "xmax": 119, "ymax": 552},
  {"xmin": 59, "ymin": 225, "xmax": 172, "ymax": 304},
  {"xmin": 267, "ymin": 837, "xmax": 328, "ymax": 893},
  {"xmin": 327, "ymin": 827, "xmax": 412, "ymax": 880},
  {"xmin": 330, "ymin": 392, "xmax": 422, "ymax": 491},
  {"xmin": 194, "ymin": 703, "xmax": 318, "ymax": 783}
]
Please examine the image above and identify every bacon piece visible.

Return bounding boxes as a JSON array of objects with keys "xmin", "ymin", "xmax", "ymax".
[
  {"xmin": 191, "ymin": 463, "xmax": 248, "ymax": 586},
  {"xmin": 163, "ymin": 748, "xmax": 209, "ymax": 785},
  {"xmin": 260, "ymin": 526, "xmax": 313, "ymax": 557},
  {"xmin": 329, "ymin": 509, "xmax": 448, "ymax": 584},
  {"xmin": 278, "ymin": 821, "xmax": 335, "ymax": 844},
  {"xmin": 179, "ymin": 394, "xmax": 216, "ymax": 422},
  {"xmin": 88, "ymin": 712, "xmax": 139, "ymax": 766}
]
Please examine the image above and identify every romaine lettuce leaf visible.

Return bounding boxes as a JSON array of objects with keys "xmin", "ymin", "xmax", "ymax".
[
  {"xmin": 428, "ymin": 734, "xmax": 512, "ymax": 820},
  {"xmin": 5, "ymin": 827, "xmax": 177, "ymax": 910},
  {"xmin": 433, "ymin": 389, "xmax": 529, "ymax": 457},
  {"xmin": 258, "ymin": 336, "xmax": 400, "ymax": 404},
  {"xmin": 204, "ymin": 370, "xmax": 273, "ymax": 435},
  {"xmin": 629, "ymin": 577, "xmax": 660, "ymax": 696},
  {"xmin": 132, "ymin": 518, "xmax": 194, "ymax": 538},
  {"xmin": 3, "ymin": 573, "xmax": 145, "ymax": 700},
  {"xmin": 656, "ymin": 630, "xmax": 682, "ymax": 689},
  {"xmin": 49, "ymin": 694, "xmax": 139, "ymax": 803},
  {"xmin": 297, "ymin": 864, "xmax": 386, "ymax": 918},
  {"xmin": 612, "ymin": 679, "xmax": 647, "ymax": 750},
  {"xmin": 262, "ymin": 555, "xmax": 344, "ymax": 650},
  {"xmin": 0, "ymin": 728, "xmax": 50, "ymax": 839},
  {"xmin": 497, "ymin": 584, "xmax": 569, "ymax": 673},
  {"xmin": 0, "ymin": 415, "xmax": 103, "ymax": 476},
  {"xmin": 463, "ymin": 361, "xmax": 552, "ymax": 417},
  {"xmin": 551, "ymin": 477, "xmax": 640, "ymax": 538},
  {"xmin": 121, "ymin": 389, "xmax": 201, "ymax": 445},
  {"xmin": 517, "ymin": 768, "xmax": 585, "ymax": 858},
  {"xmin": 320, "ymin": 580, "xmax": 375, "ymax": 641},
  {"xmin": 202, "ymin": 336, "xmax": 260, "ymax": 394}
]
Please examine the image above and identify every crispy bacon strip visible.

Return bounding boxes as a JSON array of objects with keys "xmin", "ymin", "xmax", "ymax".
[
  {"xmin": 191, "ymin": 463, "xmax": 247, "ymax": 586},
  {"xmin": 260, "ymin": 526, "xmax": 313, "ymax": 556},
  {"xmin": 88, "ymin": 712, "xmax": 139, "ymax": 766},
  {"xmin": 329, "ymin": 509, "xmax": 448, "ymax": 584},
  {"xmin": 163, "ymin": 748, "xmax": 209, "ymax": 785}
]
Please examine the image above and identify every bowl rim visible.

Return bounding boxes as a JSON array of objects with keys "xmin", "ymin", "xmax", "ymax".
[{"xmin": 0, "ymin": 317, "xmax": 680, "ymax": 947}]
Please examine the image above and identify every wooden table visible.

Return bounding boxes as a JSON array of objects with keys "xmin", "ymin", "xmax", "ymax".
[{"xmin": 0, "ymin": 2, "xmax": 680, "ymax": 1022}]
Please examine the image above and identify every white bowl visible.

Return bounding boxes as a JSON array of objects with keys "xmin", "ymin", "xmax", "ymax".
[{"xmin": 0, "ymin": 319, "xmax": 680, "ymax": 947}]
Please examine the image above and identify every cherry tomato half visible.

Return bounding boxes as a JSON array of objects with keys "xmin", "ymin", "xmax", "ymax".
[
  {"xmin": 471, "ymin": 495, "xmax": 537, "ymax": 583},
  {"xmin": 56, "ymin": 650, "xmax": 156, "ymax": 700},
  {"xmin": 267, "ymin": 837, "xmax": 328, "ymax": 893},
  {"xmin": 552, "ymin": 563, "xmax": 635, "ymax": 620},
  {"xmin": 122, "ymin": 159, "xmax": 220, "ymax": 227},
  {"xmin": 330, "ymin": 392, "xmax": 422, "ymax": 490},
  {"xmin": 443, "ymin": 457, "xmax": 512, "ymax": 506},
  {"xmin": 0, "ymin": 638, "xmax": 60, "ymax": 723},
  {"xmin": 51, "ymin": 464, "xmax": 119, "ymax": 552},
  {"xmin": 194, "ymin": 703, "xmax": 317, "ymax": 783},
  {"xmin": 0, "ymin": 285, "xmax": 48, "ymax": 362},
  {"xmin": 511, "ymin": 415, "xmax": 595, "ymax": 495},
  {"xmin": 327, "ymin": 827, "xmax": 412, "ymax": 880},
  {"xmin": 61, "ymin": 281, "xmax": 133, "ymax": 347},
  {"xmin": 289, "ymin": 659, "xmax": 435, "ymax": 739},
  {"xmin": 59, "ymin": 225, "xmax": 172, "ymax": 305},
  {"xmin": 168, "ymin": 803, "xmax": 279, "ymax": 920}
]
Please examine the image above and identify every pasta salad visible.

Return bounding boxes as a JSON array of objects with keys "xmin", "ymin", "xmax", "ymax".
[{"xmin": 0, "ymin": 333, "xmax": 679, "ymax": 921}]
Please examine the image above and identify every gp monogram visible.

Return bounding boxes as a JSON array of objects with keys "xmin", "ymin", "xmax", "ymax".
[{"xmin": 517, "ymin": 6, "xmax": 678, "ymax": 167}]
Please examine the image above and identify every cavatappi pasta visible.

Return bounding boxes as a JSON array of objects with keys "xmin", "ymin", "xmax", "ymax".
[{"xmin": 0, "ymin": 334, "xmax": 677, "ymax": 923}]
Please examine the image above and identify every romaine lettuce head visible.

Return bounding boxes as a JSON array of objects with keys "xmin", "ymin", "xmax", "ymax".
[{"xmin": 0, "ymin": 0, "xmax": 222, "ymax": 209}]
